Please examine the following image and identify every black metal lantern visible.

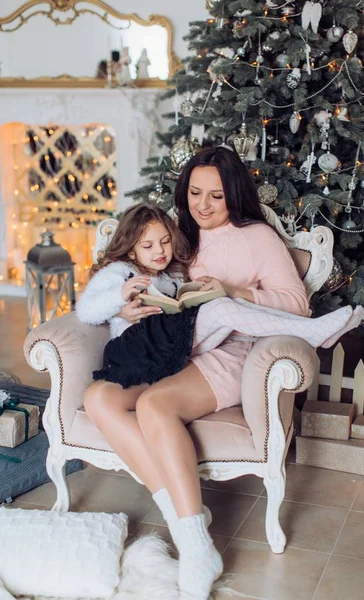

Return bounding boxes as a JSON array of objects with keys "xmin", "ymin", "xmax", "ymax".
[{"xmin": 25, "ymin": 230, "xmax": 75, "ymax": 330}]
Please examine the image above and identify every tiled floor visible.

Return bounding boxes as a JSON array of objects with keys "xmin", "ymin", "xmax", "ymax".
[{"xmin": 2, "ymin": 297, "xmax": 364, "ymax": 599}]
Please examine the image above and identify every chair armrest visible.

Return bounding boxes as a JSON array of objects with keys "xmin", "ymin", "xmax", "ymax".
[
  {"xmin": 23, "ymin": 311, "xmax": 110, "ymax": 440},
  {"xmin": 241, "ymin": 336, "xmax": 317, "ymax": 460}
]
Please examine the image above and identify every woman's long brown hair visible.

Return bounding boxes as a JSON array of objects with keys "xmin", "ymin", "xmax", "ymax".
[{"xmin": 89, "ymin": 203, "xmax": 191, "ymax": 281}]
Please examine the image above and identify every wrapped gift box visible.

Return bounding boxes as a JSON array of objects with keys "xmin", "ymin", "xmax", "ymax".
[
  {"xmin": 301, "ymin": 400, "xmax": 354, "ymax": 441},
  {"xmin": 351, "ymin": 414, "xmax": 364, "ymax": 440},
  {"xmin": 0, "ymin": 402, "xmax": 39, "ymax": 448},
  {"xmin": 296, "ymin": 435, "xmax": 364, "ymax": 475}
]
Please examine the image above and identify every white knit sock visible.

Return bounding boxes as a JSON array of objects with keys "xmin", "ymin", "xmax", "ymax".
[
  {"xmin": 152, "ymin": 489, "xmax": 212, "ymax": 550},
  {"xmin": 178, "ymin": 513, "xmax": 223, "ymax": 600},
  {"xmin": 192, "ymin": 297, "xmax": 356, "ymax": 352}
]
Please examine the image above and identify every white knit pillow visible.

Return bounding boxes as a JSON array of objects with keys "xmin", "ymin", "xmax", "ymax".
[{"xmin": 0, "ymin": 507, "xmax": 128, "ymax": 598}]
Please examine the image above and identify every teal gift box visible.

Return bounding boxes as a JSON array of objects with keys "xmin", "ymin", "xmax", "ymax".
[{"xmin": 0, "ymin": 391, "xmax": 39, "ymax": 448}]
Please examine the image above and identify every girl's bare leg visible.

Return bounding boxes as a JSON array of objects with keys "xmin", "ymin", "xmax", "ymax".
[
  {"xmin": 83, "ymin": 380, "xmax": 166, "ymax": 493},
  {"xmin": 136, "ymin": 362, "xmax": 217, "ymax": 518}
]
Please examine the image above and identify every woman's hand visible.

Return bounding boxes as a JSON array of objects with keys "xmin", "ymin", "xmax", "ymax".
[
  {"xmin": 196, "ymin": 276, "xmax": 254, "ymax": 302},
  {"xmin": 117, "ymin": 297, "xmax": 162, "ymax": 323},
  {"xmin": 196, "ymin": 276, "xmax": 225, "ymax": 293},
  {"xmin": 122, "ymin": 275, "xmax": 151, "ymax": 302}
]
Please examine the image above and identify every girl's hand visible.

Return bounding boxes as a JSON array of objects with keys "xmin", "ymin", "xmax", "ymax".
[
  {"xmin": 122, "ymin": 276, "xmax": 151, "ymax": 302},
  {"xmin": 117, "ymin": 297, "xmax": 162, "ymax": 323},
  {"xmin": 196, "ymin": 276, "xmax": 225, "ymax": 293}
]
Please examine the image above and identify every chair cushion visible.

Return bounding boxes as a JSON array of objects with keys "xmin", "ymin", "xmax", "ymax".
[
  {"xmin": 68, "ymin": 406, "xmax": 262, "ymax": 463},
  {"xmin": 0, "ymin": 507, "xmax": 128, "ymax": 598}
]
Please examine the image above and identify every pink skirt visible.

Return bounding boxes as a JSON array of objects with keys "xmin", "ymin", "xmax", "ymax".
[{"xmin": 190, "ymin": 339, "xmax": 254, "ymax": 412}]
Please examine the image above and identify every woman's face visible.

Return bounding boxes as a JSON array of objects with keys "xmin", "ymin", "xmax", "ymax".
[{"xmin": 187, "ymin": 166, "xmax": 230, "ymax": 230}]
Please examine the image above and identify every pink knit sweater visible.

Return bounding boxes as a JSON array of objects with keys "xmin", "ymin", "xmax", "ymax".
[{"xmin": 189, "ymin": 222, "xmax": 310, "ymax": 317}]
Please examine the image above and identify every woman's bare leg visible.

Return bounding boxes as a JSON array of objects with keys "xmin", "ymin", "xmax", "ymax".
[
  {"xmin": 136, "ymin": 362, "xmax": 217, "ymax": 518},
  {"xmin": 136, "ymin": 362, "xmax": 223, "ymax": 599},
  {"xmin": 83, "ymin": 380, "xmax": 166, "ymax": 493}
]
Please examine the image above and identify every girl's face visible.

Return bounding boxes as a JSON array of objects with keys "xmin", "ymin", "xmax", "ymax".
[
  {"xmin": 128, "ymin": 220, "xmax": 173, "ymax": 274},
  {"xmin": 187, "ymin": 166, "xmax": 230, "ymax": 230}
]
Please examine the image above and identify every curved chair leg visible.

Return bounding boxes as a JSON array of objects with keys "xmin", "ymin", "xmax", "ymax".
[
  {"xmin": 264, "ymin": 472, "xmax": 286, "ymax": 554},
  {"xmin": 46, "ymin": 450, "xmax": 70, "ymax": 512}
]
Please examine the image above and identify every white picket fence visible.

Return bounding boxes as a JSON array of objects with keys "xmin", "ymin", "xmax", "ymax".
[{"xmin": 307, "ymin": 343, "xmax": 364, "ymax": 416}]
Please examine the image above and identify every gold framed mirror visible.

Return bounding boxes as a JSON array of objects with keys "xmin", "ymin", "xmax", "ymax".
[{"xmin": 0, "ymin": 0, "xmax": 182, "ymax": 88}]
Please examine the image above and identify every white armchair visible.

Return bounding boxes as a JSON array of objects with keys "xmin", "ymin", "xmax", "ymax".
[{"xmin": 24, "ymin": 206, "xmax": 333, "ymax": 554}]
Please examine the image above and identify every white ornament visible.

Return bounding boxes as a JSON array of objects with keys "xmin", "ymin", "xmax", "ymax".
[
  {"xmin": 286, "ymin": 67, "xmax": 301, "ymax": 89},
  {"xmin": 136, "ymin": 49, "xmax": 150, "ymax": 79},
  {"xmin": 337, "ymin": 106, "xmax": 350, "ymax": 122},
  {"xmin": 245, "ymin": 135, "xmax": 260, "ymax": 161},
  {"xmin": 318, "ymin": 152, "xmax": 339, "ymax": 173},
  {"xmin": 323, "ymin": 186, "xmax": 330, "ymax": 195},
  {"xmin": 214, "ymin": 47, "xmax": 235, "ymax": 59},
  {"xmin": 301, "ymin": 1, "xmax": 322, "ymax": 33},
  {"xmin": 314, "ymin": 110, "xmax": 332, "ymax": 126},
  {"xmin": 234, "ymin": 9, "xmax": 253, "ymax": 16},
  {"xmin": 119, "ymin": 47, "xmax": 132, "ymax": 85},
  {"xmin": 343, "ymin": 30, "xmax": 358, "ymax": 54},
  {"xmin": 289, "ymin": 111, "xmax": 301, "ymax": 133}
]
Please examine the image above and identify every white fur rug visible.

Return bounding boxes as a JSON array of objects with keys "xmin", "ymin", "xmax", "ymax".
[{"xmin": 0, "ymin": 534, "xmax": 239, "ymax": 600}]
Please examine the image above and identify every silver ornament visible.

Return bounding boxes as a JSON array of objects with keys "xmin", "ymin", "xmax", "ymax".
[
  {"xmin": 257, "ymin": 181, "xmax": 278, "ymax": 204},
  {"xmin": 289, "ymin": 111, "xmax": 301, "ymax": 134},
  {"xmin": 318, "ymin": 152, "xmax": 339, "ymax": 173},
  {"xmin": 233, "ymin": 124, "xmax": 257, "ymax": 161},
  {"xmin": 286, "ymin": 67, "xmax": 301, "ymax": 89},
  {"xmin": 323, "ymin": 258, "xmax": 344, "ymax": 291},
  {"xmin": 237, "ymin": 46, "xmax": 247, "ymax": 57},
  {"xmin": 170, "ymin": 138, "xmax": 201, "ymax": 174},
  {"xmin": 323, "ymin": 186, "xmax": 330, "ymax": 196},
  {"xmin": 148, "ymin": 190, "xmax": 160, "ymax": 202},
  {"xmin": 343, "ymin": 29, "xmax": 358, "ymax": 54},
  {"xmin": 342, "ymin": 218, "xmax": 357, "ymax": 230},
  {"xmin": 216, "ymin": 17, "xmax": 227, "ymax": 29},
  {"xmin": 326, "ymin": 26, "xmax": 344, "ymax": 43},
  {"xmin": 281, "ymin": 5, "xmax": 295, "ymax": 16},
  {"xmin": 180, "ymin": 98, "xmax": 194, "ymax": 117},
  {"xmin": 275, "ymin": 53, "xmax": 289, "ymax": 68},
  {"xmin": 361, "ymin": 180, "xmax": 364, "ymax": 189}
]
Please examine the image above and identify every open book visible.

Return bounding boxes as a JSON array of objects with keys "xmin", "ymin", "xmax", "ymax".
[{"xmin": 138, "ymin": 281, "xmax": 226, "ymax": 314}]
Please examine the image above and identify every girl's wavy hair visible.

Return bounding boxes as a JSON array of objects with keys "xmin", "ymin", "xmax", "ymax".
[
  {"xmin": 174, "ymin": 145, "xmax": 284, "ymax": 260},
  {"xmin": 89, "ymin": 202, "xmax": 191, "ymax": 280}
]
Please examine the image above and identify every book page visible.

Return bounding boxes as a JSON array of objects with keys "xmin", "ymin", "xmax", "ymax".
[{"xmin": 177, "ymin": 281, "xmax": 203, "ymax": 300}]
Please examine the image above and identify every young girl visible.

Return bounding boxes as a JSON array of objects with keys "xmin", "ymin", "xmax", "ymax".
[
  {"xmin": 76, "ymin": 203, "xmax": 199, "ymax": 387},
  {"xmin": 77, "ymin": 203, "xmax": 364, "ymax": 389}
]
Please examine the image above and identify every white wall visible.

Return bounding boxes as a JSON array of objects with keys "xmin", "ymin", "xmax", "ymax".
[{"xmin": 0, "ymin": 0, "xmax": 208, "ymax": 68}]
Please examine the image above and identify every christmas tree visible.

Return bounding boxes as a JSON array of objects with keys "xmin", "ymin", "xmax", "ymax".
[{"xmin": 127, "ymin": 0, "xmax": 364, "ymax": 314}]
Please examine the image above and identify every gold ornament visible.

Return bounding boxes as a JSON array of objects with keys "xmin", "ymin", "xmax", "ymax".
[
  {"xmin": 233, "ymin": 124, "xmax": 256, "ymax": 161},
  {"xmin": 170, "ymin": 138, "xmax": 201, "ymax": 174},
  {"xmin": 322, "ymin": 258, "xmax": 344, "ymax": 291},
  {"xmin": 257, "ymin": 181, "xmax": 278, "ymax": 204}
]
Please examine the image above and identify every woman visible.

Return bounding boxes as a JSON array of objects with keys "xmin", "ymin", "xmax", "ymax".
[{"xmin": 83, "ymin": 147, "xmax": 311, "ymax": 599}]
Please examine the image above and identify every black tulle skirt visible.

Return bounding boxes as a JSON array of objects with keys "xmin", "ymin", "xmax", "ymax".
[{"xmin": 93, "ymin": 307, "xmax": 199, "ymax": 388}]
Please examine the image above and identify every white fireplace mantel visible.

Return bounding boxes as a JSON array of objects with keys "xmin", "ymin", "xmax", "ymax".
[{"xmin": 0, "ymin": 86, "xmax": 167, "ymax": 281}]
